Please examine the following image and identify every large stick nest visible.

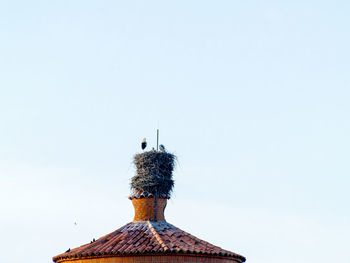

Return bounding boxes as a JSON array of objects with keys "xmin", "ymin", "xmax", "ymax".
[{"xmin": 131, "ymin": 151, "xmax": 176, "ymax": 198}]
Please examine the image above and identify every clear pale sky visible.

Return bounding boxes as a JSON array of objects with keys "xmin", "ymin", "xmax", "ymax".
[{"xmin": 1, "ymin": 1, "xmax": 349, "ymax": 263}]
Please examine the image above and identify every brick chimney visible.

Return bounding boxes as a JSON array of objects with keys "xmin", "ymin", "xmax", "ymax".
[{"xmin": 131, "ymin": 196, "xmax": 167, "ymax": 222}]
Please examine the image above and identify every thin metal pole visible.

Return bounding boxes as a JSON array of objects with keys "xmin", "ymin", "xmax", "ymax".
[{"xmin": 155, "ymin": 126, "xmax": 159, "ymax": 221}]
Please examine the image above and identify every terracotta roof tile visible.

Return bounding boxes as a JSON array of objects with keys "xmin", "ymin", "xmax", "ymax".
[
  {"xmin": 53, "ymin": 221, "xmax": 245, "ymax": 262},
  {"xmin": 129, "ymin": 190, "xmax": 169, "ymax": 200}
]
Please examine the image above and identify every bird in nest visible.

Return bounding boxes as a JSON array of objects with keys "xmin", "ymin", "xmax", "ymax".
[
  {"xmin": 141, "ymin": 138, "xmax": 147, "ymax": 151},
  {"xmin": 159, "ymin": 144, "xmax": 166, "ymax": 152}
]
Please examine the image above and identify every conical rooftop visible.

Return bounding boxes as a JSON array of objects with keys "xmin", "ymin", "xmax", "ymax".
[{"xmin": 53, "ymin": 220, "xmax": 245, "ymax": 262}]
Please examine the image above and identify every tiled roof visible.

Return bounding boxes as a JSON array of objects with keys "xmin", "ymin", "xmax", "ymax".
[
  {"xmin": 129, "ymin": 190, "xmax": 169, "ymax": 199},
  {"xmin": 53, "ymin": 221, "xmax": 246, "ymax": 262}
]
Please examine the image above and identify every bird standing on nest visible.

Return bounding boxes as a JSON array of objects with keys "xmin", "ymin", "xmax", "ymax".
[
  {"xmin": 159, "ymin": 144, "xmax": 165, "ymax": 152},
  {"xmin": 141, "ymin": 138, "xmax": 147, "ymax": 151}
]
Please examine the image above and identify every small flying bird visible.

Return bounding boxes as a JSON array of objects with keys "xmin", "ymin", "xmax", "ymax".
[
  {"xmin": 141, "ymin": 138, "xmax": 147, "ymax": 151},
  {"xmin": 74, "ymin": 222, "xmax": 77, "ymax": 226},
  {"xmin": 159, "ymin": 144, "xmax": 165, "ymax": 152}
]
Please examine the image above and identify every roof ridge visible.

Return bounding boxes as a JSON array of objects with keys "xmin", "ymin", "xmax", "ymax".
[{"xmin": 147, "ymin": 221, "xmax": 169, "ymax": 251}]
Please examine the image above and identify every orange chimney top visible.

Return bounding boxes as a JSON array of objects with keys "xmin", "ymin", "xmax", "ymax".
[{"xmin": 132, "ymin": 197, "xmax": 167, "ymax": 222}]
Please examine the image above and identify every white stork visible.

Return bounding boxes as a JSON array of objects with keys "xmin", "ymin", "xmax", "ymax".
[
  {"xmin": 159, "ymin": 144, "xmax": 165, "ymax": 152},
  {"xmin": 141, "ymin": 138, "xmax": 147, "ymax": 151}
]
